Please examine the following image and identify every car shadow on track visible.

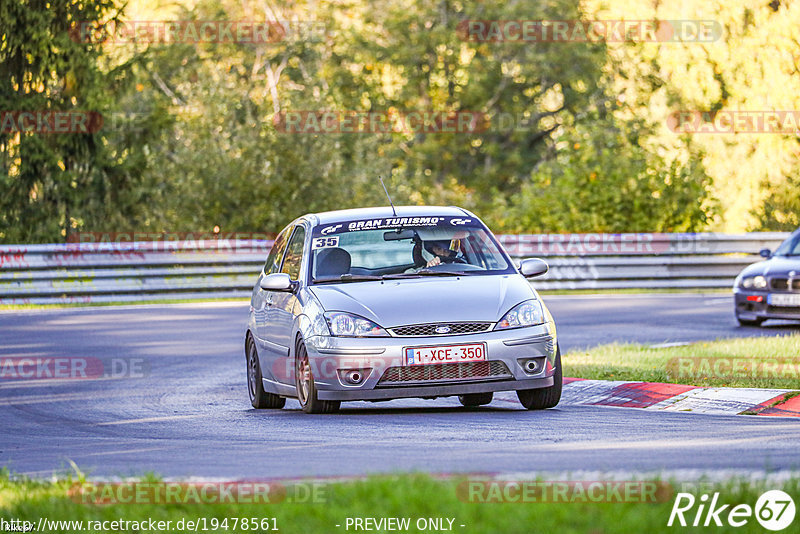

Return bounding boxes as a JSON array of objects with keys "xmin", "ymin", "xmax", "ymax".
[
  {"xmin": 758, "ymin": 322, "xmax": 800, "ymax": 329},
  {"xmin": 242, "ymin": 403, "xmax": 561, "ymax": 416},
  {"xmin": 735, "ymin": 319, "xmax": 800, "ymax": 331},
  {"xmin": 334, "ymin": 406, "xmax": 524, "ymax": 415}
]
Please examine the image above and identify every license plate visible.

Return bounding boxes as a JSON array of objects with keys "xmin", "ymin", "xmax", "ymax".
[
  {"xmin": 768, "ymin": 293, "xmax": 800, "ymax": 307},
  {"xmin": 404, "ymin": 343, "xmax": 486, "ymax": 366}
]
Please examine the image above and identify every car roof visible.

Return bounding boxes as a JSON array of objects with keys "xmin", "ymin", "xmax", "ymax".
[{"xmin": 300, "ymin": 205, "xmax": 472, "ymax": 226}]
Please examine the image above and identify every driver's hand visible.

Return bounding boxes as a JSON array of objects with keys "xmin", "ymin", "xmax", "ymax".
[{"xmin": 426, "ymin": 256, "xmax": 441, "ymax": 267}]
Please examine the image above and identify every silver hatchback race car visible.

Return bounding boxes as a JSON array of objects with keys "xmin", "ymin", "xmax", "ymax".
[{"xmin": 245, "ymin": 206, "xmax": 560, "ymax": 413}]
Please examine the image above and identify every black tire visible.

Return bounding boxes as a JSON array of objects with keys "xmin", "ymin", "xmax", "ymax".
[
  {"xmin": 246, "ymin": 334, "xmax": 286, "ymax": 409},
  {"xmin": 458, "ymin": 392, "xmax": 494, "ymax": 407},
  {"xmin": 736, "ymin": 316, "xmax": 764, "ymax": 327},
  {"xmin": 296, "ymin": 339, "xmax": 340, "ymax": 414},
  {"xmin": 517, "ymin": 346, "xmax": 562, "ymax": 410}
]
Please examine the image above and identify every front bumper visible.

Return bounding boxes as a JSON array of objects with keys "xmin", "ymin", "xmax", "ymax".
[
  {"xmin": 300, "ymin": 324, "xmax": 557, "ymax": 401},
  {"xmin": 734, "ymin": 289, "xmax": 800, "ymax": 321}
]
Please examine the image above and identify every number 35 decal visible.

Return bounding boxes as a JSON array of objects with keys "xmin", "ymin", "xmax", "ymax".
[{"xmin": 312, "ymin": 236, "xmax": 340, "ymax": 249}]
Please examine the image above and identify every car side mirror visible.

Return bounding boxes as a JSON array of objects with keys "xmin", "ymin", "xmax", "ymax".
[
  {"xmin": 759, "ymin": 248, "xmax": 772, "ymax": 259},
  {"xmin": 519, "ymin": 258, "xmax": 549, "ymax": 278},
  {"xmin": 260, "ymin": 273, "xmax": 293, "ymax": 291}
]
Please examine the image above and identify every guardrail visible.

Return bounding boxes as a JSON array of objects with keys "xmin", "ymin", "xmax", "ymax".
[{"xmin": 0, "ymin": 232, "xmax": 790, "ymax": 304}]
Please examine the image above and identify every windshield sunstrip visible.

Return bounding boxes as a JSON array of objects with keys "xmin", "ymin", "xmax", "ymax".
[{"xmin": 314, "ymin": 216, "xmax": 478, "ymax": 237}]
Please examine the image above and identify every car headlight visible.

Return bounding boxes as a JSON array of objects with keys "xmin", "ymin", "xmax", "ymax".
[
  {"xmin": 495, "ymin": 300, "xmax": 545, "ymax": 330},
  {"xmin": 740, "ymin": 275, "xmax": 767, "ymax": 289},
  {"xmin": 324, "ymin": 312, "xmax": 389, "ymax": 337}
]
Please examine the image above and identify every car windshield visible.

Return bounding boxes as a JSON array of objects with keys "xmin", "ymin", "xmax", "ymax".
[
  {"xmin": 773, "ymin": 231, "xmax": 800, "ymax": 256},
  {"xmin": 309, "ymin": 215, "xmax": 514, "ymax": 282}
]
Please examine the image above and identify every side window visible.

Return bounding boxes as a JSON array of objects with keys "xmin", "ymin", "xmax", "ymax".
[
  {"xmin": 263, "ymin": 227, "xmax": 291, "ymax": 275},
  {"xmin": 281, "ymin": 227, "xmax": 306, "ymax": 281}
]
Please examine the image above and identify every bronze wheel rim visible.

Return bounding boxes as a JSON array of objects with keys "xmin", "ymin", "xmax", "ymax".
[{"xmin": 296, "ymin": 344, "xmax": 311, "ymax": 405}]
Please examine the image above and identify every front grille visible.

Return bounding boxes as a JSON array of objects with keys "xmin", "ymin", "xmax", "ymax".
[
  {"xmin": 768, "ymin": 306, "xmax": 800, "ymax": 314},
  {"xmin": 769, "ymin": 278, "xmax": 800, "ymax": 291},
  {"xmin": 390, "ymin": 322, "xmax": 493, "ymax": 337},
  {"xmin": 771, "ymin": 278, "xmax": 789, "ymax": 290},
  {"xmin": 377, "ymin": 360, "xmax": 512, "ymax": 386}
]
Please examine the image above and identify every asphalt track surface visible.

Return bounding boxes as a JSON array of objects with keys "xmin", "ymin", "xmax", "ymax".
[{"xmin": 1, "ymin": 294, "xmax": 798, "ymax": 479}]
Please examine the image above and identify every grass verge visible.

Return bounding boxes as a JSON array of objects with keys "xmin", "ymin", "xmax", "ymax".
[
  {"xmin": 564, "ymin": 334, "xmax": 800, "ymax": 389},
  {"xmin": 1, "ymin": 471, "xmax": 798, "ymax": 534}
]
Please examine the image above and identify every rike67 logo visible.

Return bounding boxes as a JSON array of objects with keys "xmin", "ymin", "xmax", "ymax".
[{"xmin": 668, "ymin": 490, "xmax": 795, "ymax": 531}]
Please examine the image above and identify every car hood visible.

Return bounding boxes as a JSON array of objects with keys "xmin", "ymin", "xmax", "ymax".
[
  {"xmin": 740, "ymin": 256, "xmax": 800, "ymax": 277},
  {"xmin": 308, "ymin": 275, "xmax": 535, "ymax": 327}
]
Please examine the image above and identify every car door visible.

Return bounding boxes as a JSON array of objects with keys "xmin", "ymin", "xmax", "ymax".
[
  {"xmin": 254, "ymin": 226, "xmax": 291, "ymax": 354},
  {"xmin": 266, "ymin": 225, "xmax": 307, "ymax": 377}
]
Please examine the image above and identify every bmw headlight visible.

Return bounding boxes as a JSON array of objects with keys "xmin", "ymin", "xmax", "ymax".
[
  {"xmin": 324, "ymin": 312, "xmax": 389, "ymax": 337},
  {"xmin": 740, "ymin": 275, "xmax": 767, "ymax": 289},
  {"xmin": 495, "ymin": 300, "xmax": 545, "ymax": 330}
]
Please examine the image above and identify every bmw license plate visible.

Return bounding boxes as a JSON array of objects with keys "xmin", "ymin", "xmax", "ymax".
[
  {"xmin": 404, "ymin": 343, "xmax": 486, "ymax": 366},
  {"xmin": 768, "ymin": 293, "xmax": 800, "ymax": 307}
]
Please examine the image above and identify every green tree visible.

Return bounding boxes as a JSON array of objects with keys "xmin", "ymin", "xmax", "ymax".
[
  {"xmin": 502, "ymin": 113, "xmax": 715, "ymax": 233},
  {"xmin": 336, "ymin": 0, "xmax": 609, "ymax": 214},
  {"xmin": 2, "ymin": 0, "xmax": 730, "ymax": 240},
  {"xmin": 0, "ymin": 0, "xmax": 164, "ymax": 242},
  {"xmin": 124, "ymin": 0, "xmax": 391, "ymax": 234},
  {"xmin": 754, "ymin": 175, "xmax": 800, "ymax": 230},
  {"xmin": 585, "ymin": 0, "xmax": 800, "ymax": 232}
]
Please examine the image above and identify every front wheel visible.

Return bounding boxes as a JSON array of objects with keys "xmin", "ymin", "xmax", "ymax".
[
  {"xmin": 246, "ymin": 335, "xmax": 286, "ymax": 409},
  {"xmin": 296, "ymin": 340, "xmax": 340, "ymax": 414},
  {"xmin": 517, "ymin": 346, "xmax": 562, "ymax": 410}
]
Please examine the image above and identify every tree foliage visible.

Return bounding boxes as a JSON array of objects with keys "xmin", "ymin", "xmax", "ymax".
[
  {"xmin": 5, "ymin": 0, "xmax": 795, "ymax": 242},
  {"xmin": 0, "ymin": 0, "xmax": 168, "ymax": 242},
  {"xmin": 586, "ymin": 0, "xmax": 800, "ymax": 232}
]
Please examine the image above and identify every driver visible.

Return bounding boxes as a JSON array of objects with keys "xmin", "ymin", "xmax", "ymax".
[{"xmin": 420, "ymin": 239, "xmax": 465, "ymax": 267}]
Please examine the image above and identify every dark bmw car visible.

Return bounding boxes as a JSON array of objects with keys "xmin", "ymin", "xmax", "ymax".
[{"xmin": 733, "ymin": 228, "xmax": 800, "ymax": 326}]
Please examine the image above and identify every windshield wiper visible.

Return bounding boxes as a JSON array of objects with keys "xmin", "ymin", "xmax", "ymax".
[
  {"xmin": 314, "ymin": 274, "xmax": 384, "ymax": 284},
  {"xmin": 315, "ymin": 269, "xmax": 479, "ymax": 283},
  {"xmin": 416, "ymin": 269, "xmax": 474, "ymax": 276},
  {"xmin": 382, "ymin": 269, "xmax": 474, "ymax": 279}
]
